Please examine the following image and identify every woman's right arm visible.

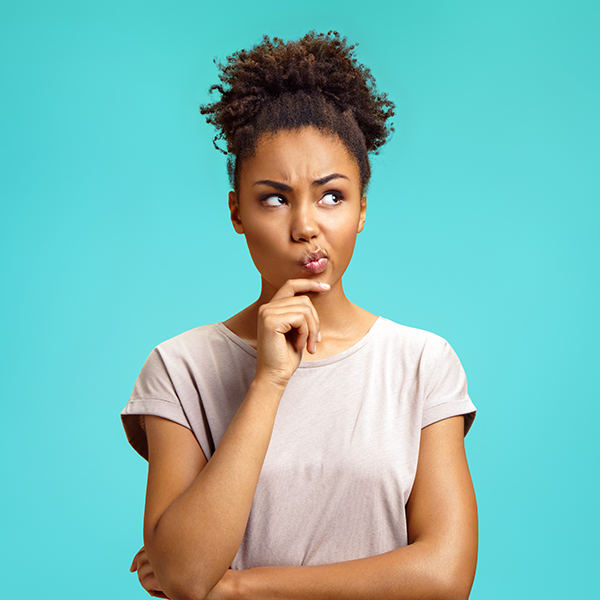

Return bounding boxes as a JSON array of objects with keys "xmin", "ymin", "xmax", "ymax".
[
  {"xmin": 142, "ymin": 279, "xmax": 329, "ymax": 600},
  {"xmin": 143, "ymin": 379, "xmax": 284, "ymax": 600}
]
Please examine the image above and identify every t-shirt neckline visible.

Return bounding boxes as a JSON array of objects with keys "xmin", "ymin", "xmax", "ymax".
[{"xmin": 215, "ymin": 316, "xmax": 382, "ymax": 368}]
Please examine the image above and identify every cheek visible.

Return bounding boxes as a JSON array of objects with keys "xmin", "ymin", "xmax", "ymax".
[
  {"xmin": 341, "ymin": 229, "xmax": 359, "ymax": 255},
  {"xmin": 325, "ymin": 222, "xmax": 360, "ymax": 266},
  {"xmin": 242, "ymin": 221, "xmax": 284, "ymax": 263},
  {"xmin": 334, "ymin": 213, "xmax": 361, "ymax": 242}
]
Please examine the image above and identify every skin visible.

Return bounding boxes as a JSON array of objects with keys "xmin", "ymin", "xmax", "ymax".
[
  {"xmin": 225, "ymin": 127, "xmax": 377, "ymax": 363},
  {"xmin": 130, "ymin": 126, "xmax": 478, "ymax": 600}
]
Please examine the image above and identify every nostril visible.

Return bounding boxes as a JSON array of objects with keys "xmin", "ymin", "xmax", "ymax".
[
  {"xmin": 291, "ymin": 222, "xmax": 319, "ymax": 242},
  {"xmin": 293, "ymin": 231, "xmax": 318, "ymax": 243}
]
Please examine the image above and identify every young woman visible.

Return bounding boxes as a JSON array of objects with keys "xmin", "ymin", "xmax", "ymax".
[{"xmin": 123, "ymin": 31, "xmax": 478, "ymax": 600}]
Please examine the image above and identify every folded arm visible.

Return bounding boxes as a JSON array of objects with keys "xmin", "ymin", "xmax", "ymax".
[
  {"xmin": 142, "ymin": 378, "xmax": 285, "ymax": 600},
  {"xmin": 137, "ymin": 414, "xmax": 477, "ymax": 600},
  {"xmin": 215, "ymin": 415, "xmax": 478, "ymax": 600}
]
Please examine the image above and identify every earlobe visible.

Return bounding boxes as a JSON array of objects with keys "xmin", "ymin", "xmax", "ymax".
[
  {"xmin": 357, "ymin": 196, "xmax": 367, "ymax": 233},
  {"xmin": 229, "ymin": 191, "xmax": 244, "ymax": 234}
]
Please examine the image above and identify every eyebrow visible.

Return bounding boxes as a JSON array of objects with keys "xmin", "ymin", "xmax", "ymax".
[
  {"xmin": 253, "ymin": 173, "xmax": 349, "ymax": 191},
  {"xmin": 254, "ymin": 180, "xmax": 293, "ymax": 191},
  {"xmin": 313, "ymin": 173, "xmax": 349, "ymax": 186}
]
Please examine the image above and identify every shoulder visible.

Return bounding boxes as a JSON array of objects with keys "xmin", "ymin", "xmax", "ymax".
[
  {"xmin": 372, "ymin": 317, "xmax": 469, "ymax": 394},
  {"xmin": 373, "ymin": 318, "xmax": 476, "ymax": 434},
  {"xmin": 154, "ymin": 323, "xmax": 221, "ymax": 356},
  {"xmin": 139, "ymin": 322, "xmax": 257, "ymax": 397},
  {"xmin": 147, "ymin": 322, "xmax": 250, "ymax": 365},
  {"xmin": 373, "ymin": 316, "xmax": 450, "ymax": 357},
  {"xmin": 133, "ymin": 323, "xmax": 235, "ymax": 387}
]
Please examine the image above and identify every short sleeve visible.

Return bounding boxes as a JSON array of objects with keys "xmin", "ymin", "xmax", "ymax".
[
  {"xmin": 421, "ymin": 339, "xmax": 476, "ymax": 435},
  {"xmin": 121, "ymin": 347, "xmax": 191, "ymax": 460}
]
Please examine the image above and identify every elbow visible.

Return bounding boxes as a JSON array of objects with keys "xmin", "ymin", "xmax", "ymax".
[
  {"xmin": 428, "ymin": 538, "xmax": 477, "ymax": 600},
  {"xmin": 440, "ymin": 582, "xmax": 474, "ymax": 600},
  {"xmin": 448, "ymin": 585, "xmax": 474, "ymax": 600},
  {"xmin": 414, "ymin": 549, "xmax": 475, "ymax": 600},
  {"xmin": 160, "ymin": 569, "xmax": 241, "ymax": 600},
  {"xmin": 144, "ymin": 532, "xmax": 221, "ymax": 600},
  {"xmin": 422, "ymin": 577, "xmax": 471, "ymax": 600},
  {"xmin": 144, "ymin": 546, "xmax": 215, "ymax": 600},
  {"xmin": 158, "ymin": 559, "xmax": 230, "ymax": 600},
  {"xmin": 154, "ymin": 573, "xmax": 212, "ymax": 600},
  {"xmin": 433, "ymin": 564, "xmax": 476, "ymax": 600}
]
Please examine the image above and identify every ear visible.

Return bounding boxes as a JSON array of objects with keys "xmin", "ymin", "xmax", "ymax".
[
  {"xmin": 229, "ymin": 191, "xmax": 244, "ymax": 234},
  {"xmin": 357, "ymin": 196, "xmax": 367, "ymax": 233}
]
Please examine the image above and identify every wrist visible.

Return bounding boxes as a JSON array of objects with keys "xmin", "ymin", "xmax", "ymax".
[{"xmin": 251, "ymin": 371, "xmax": 290, "ymax": 394}]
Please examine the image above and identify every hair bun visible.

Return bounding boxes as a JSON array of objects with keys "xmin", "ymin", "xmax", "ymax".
[{"xmin": 201, "ymin": 31, "xmax": 394, "ymax": 156}]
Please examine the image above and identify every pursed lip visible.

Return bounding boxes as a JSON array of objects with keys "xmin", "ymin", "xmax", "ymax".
[
  {"xmin": 300, "ymin": 248, "xmax": 329, "ymax": 274},
  {"xmin": 301, "ymin": 248, "xmax": 328, "ymax": 266}
]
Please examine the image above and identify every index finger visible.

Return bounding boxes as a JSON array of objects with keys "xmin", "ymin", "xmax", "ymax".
[{"xmin": 272, "ymin": 279, "xmax": 330, "ymax": 301}]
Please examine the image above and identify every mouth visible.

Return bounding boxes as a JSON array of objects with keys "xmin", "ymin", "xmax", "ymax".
[{"xmin": 301, "ymin": 249, "xmax": 328, "ymax": 274}]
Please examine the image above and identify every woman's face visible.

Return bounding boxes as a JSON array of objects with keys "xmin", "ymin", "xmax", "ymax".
[{"xmin": 229, "ymin": 126, "xmax": 366, "ymax": 296}]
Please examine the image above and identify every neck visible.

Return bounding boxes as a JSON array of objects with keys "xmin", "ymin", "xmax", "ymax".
[{"xmin": 223, "ymin": 276, "xmax": 377, "ymax": 357}]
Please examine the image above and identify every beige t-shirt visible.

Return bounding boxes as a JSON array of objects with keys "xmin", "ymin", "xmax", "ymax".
[{"xmin": 121, "ymin": 317, "xmax": 476, "ymax": 568}]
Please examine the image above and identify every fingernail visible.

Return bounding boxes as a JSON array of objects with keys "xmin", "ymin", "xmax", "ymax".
[
  {"xmin": 317, "ymin": 331, "xmax": 322, "ymax": 342},
  {"xmin": 319, "ymin": 283, "xmax": 330, "ymax": 289}
]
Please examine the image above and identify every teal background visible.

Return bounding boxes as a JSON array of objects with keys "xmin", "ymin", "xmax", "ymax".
[{"xmin": 2, "ymin": 0, "xmax": 598, "ymax": 597}]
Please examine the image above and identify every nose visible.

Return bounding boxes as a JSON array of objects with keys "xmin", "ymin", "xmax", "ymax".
[{"xmin": 291, "ymin": 201, "xmax": 319, "ymax": 242}]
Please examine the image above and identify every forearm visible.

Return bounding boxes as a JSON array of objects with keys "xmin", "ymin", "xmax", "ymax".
[
  {"xmin": 232, "ymin": 414, "xmax": 479, "ymax": 600},
  {"xmin": 236, "ymin": 541, "xmax": 473, "ymax": 600},
  {"xmin": 146, "ymin": 376, "xmax": 286, "ymax": 600}
]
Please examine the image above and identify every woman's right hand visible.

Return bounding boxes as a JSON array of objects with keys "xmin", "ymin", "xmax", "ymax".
[
  {"xmin": 255, "ymin": 279, "xmax": 329, "ymax": 386},
  {"xmin": 130, "ymin": 546, "xmax": 169, "ymax": 598}
]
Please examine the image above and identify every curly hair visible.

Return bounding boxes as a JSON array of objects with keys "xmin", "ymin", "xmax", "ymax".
[{"xmin": 200, "ymin": 31, "xmax": 395, "ymax": 193}]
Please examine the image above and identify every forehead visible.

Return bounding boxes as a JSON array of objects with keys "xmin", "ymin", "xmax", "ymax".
[{"xmin": 240, "ymin": 127, "xmax": 360, "ymax": 185}]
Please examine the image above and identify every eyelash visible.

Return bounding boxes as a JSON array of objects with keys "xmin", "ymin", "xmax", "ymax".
[{"xmin": 260, "ymin": 191, "xmax": 345, "ymax": 206}]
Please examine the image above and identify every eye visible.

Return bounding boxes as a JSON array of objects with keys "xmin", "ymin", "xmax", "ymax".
[
  {"xmin": 262, "ymin": 194, "xmax": 287, "ymax": 207},
  {"xmin": 320, "ymin": 192, "xmax": 344, "ymax": 206}
]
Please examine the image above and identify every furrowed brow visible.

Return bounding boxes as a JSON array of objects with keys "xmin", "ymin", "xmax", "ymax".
[
  {"xmin": 312, "ymin": 173, "xmax": 349, "ymax": 186},
  {"xmin": 254, "ymin": 180, "xmax": 293, "ymax": 192}
]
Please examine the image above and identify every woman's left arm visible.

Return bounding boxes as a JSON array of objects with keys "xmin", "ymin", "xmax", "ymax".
[{"xmin": 217, "ymin": 415, "xmax": 477, "ymax": 600}]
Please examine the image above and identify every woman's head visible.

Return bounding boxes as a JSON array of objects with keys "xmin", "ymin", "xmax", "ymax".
[
  {"xmin": 200, "ymin": 31, "xmax": 395, "ymax": 195},
  {"xmin": 228, "ymin": 126, "xmax": 366, "ymax": 296}
]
